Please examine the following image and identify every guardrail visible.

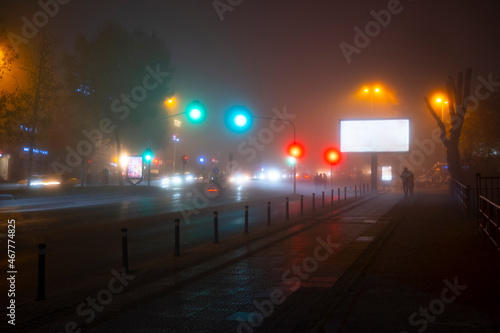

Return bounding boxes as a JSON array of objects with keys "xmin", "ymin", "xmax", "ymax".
[
  {"xmin": 478, "ymin": 195, "xmax": 500, "ymax": 260},
  {"xmin": 476, "ymin": 173, "xmax": 500, "ymax": 205},
  {"xmin": 450, "ymin": 178, "xmax": 471, "ymax": 217}
]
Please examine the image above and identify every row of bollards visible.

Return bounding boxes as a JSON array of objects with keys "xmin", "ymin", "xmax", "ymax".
[
  {"xmin": 34, "ymin": 183, "xmax": 368, "ymax": 300},
  {"xmin": 172, "ymin": 184, "xmax": 368, "ymax": 256}
]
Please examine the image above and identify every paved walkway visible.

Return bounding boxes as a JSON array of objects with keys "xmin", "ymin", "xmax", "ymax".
[{"xmin": 314, "ymin": 188, "xmax": 500, "ymax": 333}]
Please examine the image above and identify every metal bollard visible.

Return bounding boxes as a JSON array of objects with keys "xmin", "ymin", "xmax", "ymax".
[
  {"xmin": 331, "ymin": 189, "xmax": 334, "ymax": 206},
  {"xmin": 338, "ymin": 188, "xmax": 340, "ymax": 203},
  {"xmin": 267, "ymin": 202, "xmax": 271, "ymax": 226},
  {"xmin": 344, "ymin": 187, "xmax": 347, "ymax": 200},
  {"xmin": 312, "ymin": 193, "xmax": 315, "ymax": 211},
  {"xmin": 213, "ymin": 211, "xmax": 219, "ymax": 244},
  {"xmin": 355, "ymin": 185, "xmax": 357, "ymax": 198},
  {"xmin": 363, "ymin": 183, "xmax": 366, "ymax": 195},
  {"xmin": 300, "ymin": 195, "xmax": 304, "ymax": 215},
  {"xmin": 286, "ymin": 197, "xmax": 289, "ymax": 220},
  {"xmin": 322, "ymin": 191, "xmax": 325, "ymax": 208},
  {"xmin": 174, "ymin": 220, "xmax": 180, "ymax": 256},
  {"xmin": 122, "ymin": 228, "xmax": 129, "ymax": 272},
  {"xmin": 244, "ymin": 205, "xmax": 249, "ymax": 233},
  {"xmin": 36, "ymin": 243, "xmax": 47, "ymax": 301}
]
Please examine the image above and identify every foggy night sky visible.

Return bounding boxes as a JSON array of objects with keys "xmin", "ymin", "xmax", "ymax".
[{"xmin": 2, "ymin": 0, "xmax": 500, "ymax": 173}]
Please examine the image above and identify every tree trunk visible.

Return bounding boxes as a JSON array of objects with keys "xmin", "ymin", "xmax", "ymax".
[
  {"xmin": 424, "ymin": 68, "xmax": 472, "ymax": 183},
  {"xmin": 27, "ymin": 42, "xmax": 46, "ymax": 188},
  {"xmin": 114, "ymin": 127, "xmax": 124, "ymax": 186}
]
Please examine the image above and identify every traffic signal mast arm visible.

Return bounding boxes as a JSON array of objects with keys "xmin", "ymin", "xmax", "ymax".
[{"xmin": 159, "ymin": 111, "xmax": 188, "ymax": 120}]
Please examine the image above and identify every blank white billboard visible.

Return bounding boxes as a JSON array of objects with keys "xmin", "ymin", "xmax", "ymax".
[{"xmin": 340, "ymin": 119, "xmax": 410, "ymax": 153}]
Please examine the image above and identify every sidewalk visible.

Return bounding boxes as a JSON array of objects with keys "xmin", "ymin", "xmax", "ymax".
[{"xmin": 313, "ymin": 188, "xmax": 500, "ymax": 332}]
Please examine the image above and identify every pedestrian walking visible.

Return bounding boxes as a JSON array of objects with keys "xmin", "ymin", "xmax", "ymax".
[{"xmin": 400, "ymin": 167, "xmax": 414, "ymax": 197}]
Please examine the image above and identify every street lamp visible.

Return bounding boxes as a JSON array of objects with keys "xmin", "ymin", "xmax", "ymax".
[
  {"xmin": 364, "ymin": 87, "xmax": 381, "ymax": 113},
  {"xmin": 164, "ymin": 96, "xmax": 176, "ymax": 108},
  {"xmin": 436, "ymin": 98, "xmax": 448, "ymax": 162}
]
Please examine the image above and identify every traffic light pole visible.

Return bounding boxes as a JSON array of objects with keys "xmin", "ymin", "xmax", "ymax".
[
  {"xmin": 147, "ymin": 160, "xmax": 151, "ymax": 186},
  {"xmin": 330, "ymin": 164, "xmax": 333, "ymax": 189}
]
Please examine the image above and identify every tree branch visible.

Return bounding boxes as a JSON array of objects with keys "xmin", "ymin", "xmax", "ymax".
[
  {"xmin": 447, "ymin": 80, "xmax": 457, "ymax": 118},
  {"xmin": 424, "ymin": 96, "xmax": 448, "ymax": 147}
]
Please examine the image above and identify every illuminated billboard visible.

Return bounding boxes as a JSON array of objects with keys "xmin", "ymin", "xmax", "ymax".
[
  {"xmin": 381, "ymin": 166, "xmax": 393, "ymax": 181},
  {"xmin": 340, "ymin": 119, "xmax": 410, "ymax": 153},
  {"xmin": 127, "ymin": 156, "xmax": 143, "ymax": 179}
]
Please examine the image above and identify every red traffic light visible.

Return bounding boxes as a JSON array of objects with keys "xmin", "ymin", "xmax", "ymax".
[
  {"xmin": 324, "ymin": 148, "xmax": 341, "ymax": 165},
  {"xmin": 287, "ymin": 142, "xmax": 304, "ymax": 158}
]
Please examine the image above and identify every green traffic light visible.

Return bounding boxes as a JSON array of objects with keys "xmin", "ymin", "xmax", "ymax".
[
  {"xmin": 224, "ymin": 106, "xmax": 253, "ymax": 133},
  {"xmin": 234, "ymin": 114, "xmax": 248, "ymax": 127},
  {"xmin": 143, "ymin": 148, "xmax": 153, "ymax": 162},
  {"xmin": 188, "ymin": 108, "xmax": 202, "ymax": 121},
  {"xmin": 186, "ymin": 101, "xmax": 206, "ymax": 123}
]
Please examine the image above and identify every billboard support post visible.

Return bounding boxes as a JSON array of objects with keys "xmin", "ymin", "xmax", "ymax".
[{"xmin": 371, "ymin": 153, "xmax": 378, "ymax": 192}]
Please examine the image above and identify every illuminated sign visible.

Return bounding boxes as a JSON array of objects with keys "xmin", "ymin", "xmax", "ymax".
[
  {"xmin": 126, "ymin": 156, "xmax": 143, "ymax": 179},
  {"xmin": 23, "ymin": 147, "xmax": 48, "ymax": 155},
  {"xmin": 340, "ymin": 119, "xmax": 410, "ymax": 153},
  {"xmin": 381, "ymin": 166, "xmax": 392, "ymax": 181}
]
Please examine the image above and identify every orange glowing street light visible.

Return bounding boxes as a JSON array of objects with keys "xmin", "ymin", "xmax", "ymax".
[
  {"xmin": 436, "ymin": 97, "xmax": 448, "ymax": 162},
  {"xmin": 164, "ymin": 96, "xmax": 177, "ymax": 108},
  {"xmin": 436, "ymin": 98, "xmax": 449, "ymax": 122},
  {"xmin": 362, "ymin": 86, "xmax": 382, "ymax": 112}
]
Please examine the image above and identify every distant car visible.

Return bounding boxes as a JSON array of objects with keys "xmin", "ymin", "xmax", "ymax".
[
  {"xmin": 165, "ymin": 172, "xmax": 196, "ymax": 188},
  {"xmin": 415, "ymin": 163, "xmax": 450, "ymax": 188},
  {"xmin": 18, "ymin": 174, "xmax": 80, "ymax": 188}
]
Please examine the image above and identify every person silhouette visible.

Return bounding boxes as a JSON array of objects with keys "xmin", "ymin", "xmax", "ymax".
[{"xmin": 400, "ymin": 167, "xmax": 414, "ymax": 197}]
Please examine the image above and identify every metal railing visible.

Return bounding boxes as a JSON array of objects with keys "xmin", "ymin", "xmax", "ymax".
[
  {"xmin": 478, "ymin": 195, "xmax": 500, "ymax": 258},
  {"xmin": 451, "ymin": 175, "xmax": 500, "ymax": 262},
  {"xmin": 476, "ymin": 173, "xmax": 500, "ymax": 205},
  {"xmin": 450, "ymin": 178, "xmax": 471, "ymax": 217}
]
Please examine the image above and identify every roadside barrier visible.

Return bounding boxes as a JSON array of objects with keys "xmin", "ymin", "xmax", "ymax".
[
  {"xmin": 213, "ymin": 211, "xmax": 219, "ymax": 244},
  {"xmin": 286, "ymin": 198, "xmax": 289, "ymax": 220},
  {"xmin": 174, "ymin": 220, "xmax": 180, "ymax": 256},
  {"xmin": 36, "ymin": 243, "xmax": 47, "ymax": 301},
  {"xmin": 244, "ymin": 206, "xmax": 249, "ymax": 233},
  {"xmin": 267, "ymin": 202, "xmax": 271, "ymax": 226},
  {"xmin": 452, "ymin": 176, "xmax": 499, "ymax": 264},
  {"xmin": 451, "ymin": 178, "xmax": 471, "ymax": 217},
  {"xmin": 122, "ymin": 228, "xmax": 130, "ymax": 272}
]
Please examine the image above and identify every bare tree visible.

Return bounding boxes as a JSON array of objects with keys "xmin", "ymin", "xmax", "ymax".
[
  {"xmin": 16, "ymin": 32, "xmax": 61, "ymax": 187},
  {"xmin": 424, "ymin": 68, "xmax": 472, "ymax": 182},
  {"xmin": 0, "ymin": 18, "xmax": 18, "ymax": 81},
  {"xmin": 65, "ymin": 23, "xmax": 173, "ymax": 186}
]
